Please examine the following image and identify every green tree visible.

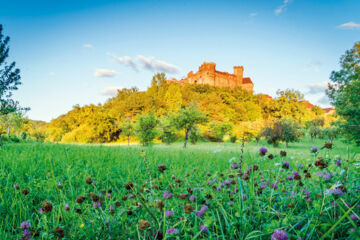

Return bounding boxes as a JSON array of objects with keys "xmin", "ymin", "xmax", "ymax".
[
  {"xmin": 322, "ymin": 127, "xmax": 338, "ymax": 143},
  {"xmin": 327, "ymin": 41, "xmax": 360, "ymax": 144},
  {"xmin": 261, "ymin": 119, "xmax": 303, "ymax": 147},
  {"xmin": 189, "ymin": 126, "xmax": 201, "ymax": 144},
  {"xmin": 209, "ymin": 121, "xmax": 233, "ymax": 142},
  {"xmin": 0, "ymin": 24, "xmax": 22, "ymax": 114},
  {"xmin": 136, "ymin": 113, "xmax": 159, "ymax": 146},
  {"xmin": 120, "ymin": 120, "xmax": 135, "ymax": 146},
  {"xmin": 174, "ymin": 104, "xmax": 208, "ymax": 148},
  {"xmin": 308, "ymin": 125, "xmax": 321, "ymax": 143},
  {"xmin": 159, "ymin": 114, "xmax": 178, "ymax": 145}
]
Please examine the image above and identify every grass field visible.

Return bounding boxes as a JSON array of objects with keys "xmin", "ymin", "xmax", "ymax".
[{"xmin": 0, "ymin": 138, "xmax": 359, "ymax": 239}]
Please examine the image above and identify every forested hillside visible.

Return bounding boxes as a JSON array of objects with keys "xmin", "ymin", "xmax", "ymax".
[{"xmin": 40, "ymin": 73, "xmax": 331, "ymax": 143}]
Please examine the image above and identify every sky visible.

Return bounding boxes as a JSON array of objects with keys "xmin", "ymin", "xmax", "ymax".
[{"xmin": 1, "ymin": 0, "xmax": 359, "ymax": 121}]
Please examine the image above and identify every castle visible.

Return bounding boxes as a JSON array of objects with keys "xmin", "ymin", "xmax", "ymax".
[{"xmin": 167, "ymin": 62, "xmax": 254, "ymax": 91}]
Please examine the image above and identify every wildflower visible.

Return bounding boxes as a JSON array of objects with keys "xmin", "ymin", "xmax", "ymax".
[
  {"xmin": 227, "ymin": 201, "xmax": 235, "ymax": 206},
  {"xmin": 224, "ymin": 179, "xmax": 231, "ymax": 187},
  {"xmin": 75, "ymin": 208, "xmax": 82, "ymax": 214},
  {"xmin": 282, "ymin": 161, "xmax": 290, "ymax": 169},
  {"xmin": 54, "ymin": 226, "xmax": 65, "ymax": 239},
  {"xmin": 184, "ymin": 204, "xmax": 194, "ymax": 214},
  {"xmin": 271, "ymin": 229, "xmax": 289, "ymax": 240},
  {"xmin": 260, "ymin": 182, "xmax": 268, "ymax": 189},
  {"xmin": 259, "ymin": 147, "xmax": 268, "ymax": 156},
  {"xmin": 292, "ymin": 172, "xmax": 301, "ymax": 180},
  {"xmin": 328, "ymin": 187, "xmax": 344, "ymax": 196},
  {"xmin": 158, "ymin": 164, "xmax": 167, "ymax": 173},
  {"xmin": 179, "ymin": 193, "xmax": 188, "ymax": 199},
  {"xmin": 189, "ymin": 195, "xmax": 196, "ymax": 201},
  {"xmin": 253, "ymin": 164, "xmax": 259, "ymax": 171},
  {"xmin": 155, "ymin": 200, "xmax": 165, "ymax": 209},
  {"xmin": 109, "ymin": 205, "xmax": 115, "ymax": 213},
  {"xmin": 23, "ymin": 229, "xmax": 31, "ymax": 238},
  {"xmin": 76, "ymin": 195, "xmax": 86, "ymax": 204},
  {"xmin": 324, "ymin": 142, "xmax": 332, "ymax": 149},
  {"xmin": 138, "ymin": 220, "xmax": 150, "ymax": 230},
  {"xmin": 322, "ymin": 173, "xmax": 333, "ymax": 180},
  {"xmin": 200, "ymin": 225, "xmax": 208, "ymax": 232},
  {"xmin": 13, "ymin": 184, "xmax": 20, "ymax": 190},
  {"xmin": 335, "ymin": 159, "xmax": 341, "ymax": 166},
  {"xmin": 286, "ymin": 175, "xmax": 293, "ymax": 181},
  {"xmin": 166, "ymin": 228, "xmax": 179, "ymax": 235},
  {"xmin": 268, "ymin": 154, "xmax": 274, "ymax": 159},
  {"xmin": 163, "ymin": 190, "xmax": 173, "ymax": 199},
  {"xmin": 115, "ymin": 200, "xmax": 121, "ymax": 207},
  {"xmin": 41, "ymin": 200, "xmax": 53, "ymax": 213},
  {"xmin": 20, "ymin": 221, "xmax": 31, "ymax": 229},
  {"xmin": 79, "ymin": 223, "xmax": 84, "ymax": 228},
  {"xmin": 165, "ymin": 210, "xmax": 173, "ymax": 217},
  {"xmin": 280, "ymin": 150, "xmax": 287, "ymax": 157},
  {"xmin": 231, "ymin": 163, "xmax": 239, "ymax": 169},
  {"xmin": 22, "ymin": 188, "xmax": 30, "ymax": 196},
  {"xmin": 93, "ymin": 202, "xmax": 101, "ymax": 209},
  {"xmin": 91, "ymin": 194, "xmax": 100, "ymax": 202},
  {"xmin": 311, "ymin": 146, "xmax": 318, "ymax": 153},
  {"xmin": 315, "ymin": 157, "xmax": 328, "ymax": 169},
  {"xmin": 64, "ymin": 203, "xmax": 70, "ymax": 211},
  {"xmin": 125, "ymin": 182, "xmax": 134, "ymax": 190},
  {"xmin": 350, "ymin": 214, "xmax": 358, "ymax": 221},
  {"xmin": 85, "ymin": 177, "xmax": 92, "ymax": 185},
  {"xmin": 272, "ymin": 183, "xmax": 278, "ymax": 190}
]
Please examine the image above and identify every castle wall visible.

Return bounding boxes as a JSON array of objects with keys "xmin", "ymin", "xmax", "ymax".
[{"xmin": 167, "ymin": 62, "xmax": 254, "ymax": 91}]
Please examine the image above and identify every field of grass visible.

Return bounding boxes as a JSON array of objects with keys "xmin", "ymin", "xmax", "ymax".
[{"xmin": 0, "ymin": 138, "xmax": 359, "ymax": 239}]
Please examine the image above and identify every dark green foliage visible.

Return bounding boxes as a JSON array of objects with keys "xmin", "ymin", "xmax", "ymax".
[
  {"xmin": 261, "ymin": 119, "xmax": 303, "ymax": 147},
  {"xmin": 327, "ymin": 41, "xmax": 360, "ymax": 144},
  {"xmin": 0, "ymin": 24, "xmax": 22, "ymax": 114},
  {"xmin": 136, "ymin": 113, "xmax": 159, "ymax": 146}
]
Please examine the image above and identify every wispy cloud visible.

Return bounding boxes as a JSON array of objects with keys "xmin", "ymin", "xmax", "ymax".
[
  {"xmin": 307, "ymin": 82, "xmax": 329, "ymax": 94},
  {"xmin": 136, "ymin": 55, "xmax": 180, "ymax": 74},
  {"xmin": 94, "ymin": 69, "xmax": 117, "ymax": 78},
  {"xmin": 83, "ymin": 43, "xmax": 94, "ymax": 49},
  {"xmin": 49, "ymin": 72, "xmax": 55, "ymax": 76},
  {"xmin": 101, "ymin": 86, "xmax": 122, "ymax": 96},
  {"xmin": 274, "ymin": 0, "xmax": 291, "ymax": 16},
  {"xmin": 108, "ymin": 54, "xmax": 138, "ymax": 72},
  {"xmin": 304, "ymin": 61, "xmax": 323, "ymax": 73},
  {"xmin": 337, "ymin": 21, "xmax": 360, "ymax": 30},
  {"xmin": 250, "ymin": 12, "xmax": 258, "ymax": 17}
]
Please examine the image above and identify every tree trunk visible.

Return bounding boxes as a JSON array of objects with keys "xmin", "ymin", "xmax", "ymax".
[
  {"xmin": 286, "ymin": 142, "xmax": 289, "ymax": 148},
  {"xmin": 184, "ymin": 128, "xmax": 191, "ymax": 148},
  {"xmin": 127, "ymin": 136, "xmax": 130, "ymax": 146}
]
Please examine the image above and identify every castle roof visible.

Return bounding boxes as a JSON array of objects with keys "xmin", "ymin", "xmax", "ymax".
[{"xmin": 243, "ymin": 77, "xmax": 253, "ymax": 84}]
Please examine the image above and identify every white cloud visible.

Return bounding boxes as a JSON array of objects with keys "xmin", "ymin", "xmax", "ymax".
[
  {"xmin": 136, "ymin": 55, "xmax": 180, "ymax": 74},
  {"xmin": 49, "ymin": 72, "xmax": 55, "ymax": 76},
  {"xmin": 101, "ymin": 87, "xmax": 122, "ymax": 96},
  {"xmin": 94, "ymin": 69, "xmax": 117, "ymax": 78},
  {"xmin": 307, "ymin": 82, "xmax": 329, "ymax": 94},
  {"xmin": 304, "ymin": 61, "xmax": 323, "ymax": 73},
  {"xmin": 250, "ymin": 12, "xmax": 258, "ymax": 17},
  {"xmin": 83, "ymin": 44, "xmax": 94, "ymax": 49},
  {"xmin": 337, "ymin": 21, "xmax": 360, "ymax": 30},
  {"xmin": 274, "ymin": 0, "xmax": 291, "ymax": 15},
  {"xmin": 108, "ymin": 53, "xmax": 138, "ymax": 72}
]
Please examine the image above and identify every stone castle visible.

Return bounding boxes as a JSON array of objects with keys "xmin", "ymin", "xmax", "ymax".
[{"xmin": 167, "ymin": 62, "xmax": 254, "ymax": 91}]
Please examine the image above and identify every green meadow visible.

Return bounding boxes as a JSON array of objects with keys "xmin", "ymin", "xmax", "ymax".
[{"xmin": 0, "ymin": 138, "xmax": 359, "ymax": 239}]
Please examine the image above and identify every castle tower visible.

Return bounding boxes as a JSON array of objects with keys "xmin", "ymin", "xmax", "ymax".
[{"xmin": 233, "ymin": 66, "xmax": 244, "ymax": 87}]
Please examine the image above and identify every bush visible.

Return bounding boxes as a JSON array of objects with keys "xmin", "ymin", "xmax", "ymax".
[
  {"xmin": 136, "ymin": 113, "xmax": 159, "ymax": 146},
  {"xmin": 261, "ymin": 119, "xmax": 303, "ymax": 147},
  {"xmin": 230, "ymin": 135, "xmax": 237, "ymax": 143}
]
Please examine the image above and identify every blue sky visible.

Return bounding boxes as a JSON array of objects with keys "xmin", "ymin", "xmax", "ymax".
[{"xmin": 1, "ymin": 0, "xmax": 359, "ymax": 121}]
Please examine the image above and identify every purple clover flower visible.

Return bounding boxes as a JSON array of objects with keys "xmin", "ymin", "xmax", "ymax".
[
  {"xmin": 20, "ymin": 221, "xmax": 31, "ymax": 229},
  {"xmin": 271, "ymin": 229, "xmax": 289, "ymax": 240},
  {"xmin": 335, "ymin": 159, "xmax": 341, "ymax": 166},
  {"xmin": 163, "ymin": 190, "xmax": 173, "ymax": 199},
  {"xmin": 165, "ymin": 210, "xmax": 174, "ymax": 217},
  {"xmin": 311, "ymin": 146, "xmax": 318, "ymax": 153},
  {"xmin": 166, "ymin": 228, "xmax": 179, "ymax": 235},
  {"xmin": 260, "ymin": 182, "xmax": 268, "ymax": 189},
  {"xmin": 23, "ymin": 229, "xmax": 31, "ymax": 238},
  {"xmin": 350, "ymin": 214, "xmax": 358, "ymax": 221},
  {"xmin": 259, "ymin": 147, "xmax": 268, "ymax": 156},
  {"xmin": 328, "ymin": 188, "xmax": 344, "ymax": 196},
  {"xmin": 322, "ymin": 173, "xmax": 333, "ymax": 180},
  {"xmin": 189, "ymin": 195, "xmax": 196, "ymax": 201},
  {"xmin": 282, "ymin": 161, "xmax": 290, "ymax": 169},
  {"xmin": 231, "ymin": 163, "xmax": 239, "ymax": 169},
  {"xmin": 200, "ymin": 225, "xmax": 208, "ymax": 232}
]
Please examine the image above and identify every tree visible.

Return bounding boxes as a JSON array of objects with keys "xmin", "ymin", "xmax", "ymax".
[
  {"xmin": 136, "ymin": 113, "xmax": 159, "ymax": 146},
  {"xmin": 120, "ymin": 120, "xmax": 135, "ymax": 146},
  {"xmin": 0, "ymin": 24, "xmax": 22, "ymax": 114},
  {"xmin": 308, "ymin": 125, "xmax": 321, "ymax": 143},
  {"xmin": 261, "ymin": 119, "xmax": 303, "ymax": 147},
  {"xmin": 159, "ymin": 114, "xmax": 178, "ymax": 145},
  {"xmin": 173, "ymin": 103, "xmax": 208, "ymax": 148},
  {"xmin": 322, "ymin": 127, "xmax": 338, "ymax": 143},
  {"xmin": 327, "ymin": 41, "xmax": 360, "ymax": 144},
  {"xmin": 209, "ymin": 121, "xmax": 233, "ymax": 142}
]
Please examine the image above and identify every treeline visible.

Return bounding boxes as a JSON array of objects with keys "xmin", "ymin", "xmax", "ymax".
[{"xmin": 18, "ymin": 73, "xmax": 334, "ymax": 144}]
